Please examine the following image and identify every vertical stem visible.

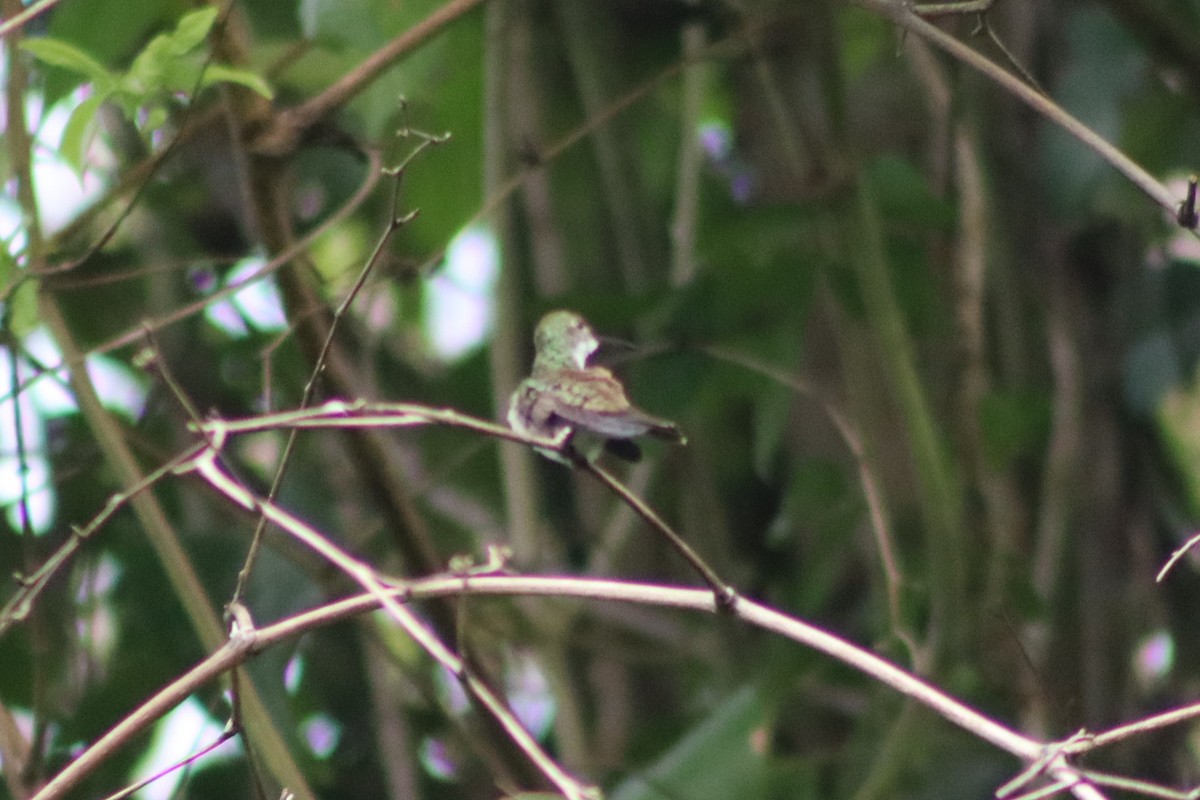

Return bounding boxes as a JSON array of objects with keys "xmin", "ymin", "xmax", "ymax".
[
  {"xmin": 4, "ymin": 0, "xmax": 42, "ymax": 259},
  {"xmin": 508, "ymin": 9, "xmax": 570, "ymax": 296},
  {"xmin": 844, "ymin": 179, "xmax": 965, "ymax": 652},
  {"xmin": 3, "ymin": 7, "xmax": 44, "ymax": 790},
  {"xmin": 36, "ymin": 296, "xmax": 318, "ymax": 800},
  {"xmin": 484, "ymin": 2, "xmax": 597, "ymax": 778},
  {"xmin": 557, "ymin": 0, "xmax": 649, "ymax": 292},
  {"xmin": 670, "ymin": 22, "xmax": 707, "ymax": 288},
  {"xmin": 485, "ymin": 0, "xmax": 541, "ymax": 565}
]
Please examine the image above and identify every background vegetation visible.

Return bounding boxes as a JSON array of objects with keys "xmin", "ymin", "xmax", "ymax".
[{"xmin": 5, "ymin": 0, "xmax": 1200, "ymax": 798}]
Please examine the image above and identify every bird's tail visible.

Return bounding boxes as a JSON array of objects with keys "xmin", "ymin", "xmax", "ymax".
[{"xmin": 648, "ymin": 420, "xmax": 687, "ymax": 444}]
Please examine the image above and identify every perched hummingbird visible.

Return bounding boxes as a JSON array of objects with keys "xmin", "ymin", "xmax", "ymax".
[{"xmin": 507, "ymin": 310, "xmax": 686, "ymax": 463}]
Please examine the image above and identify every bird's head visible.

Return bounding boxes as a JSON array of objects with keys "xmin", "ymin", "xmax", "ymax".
[{"xmin": 533, "ymin": 310, "xmax": 599, "ymax": 369}]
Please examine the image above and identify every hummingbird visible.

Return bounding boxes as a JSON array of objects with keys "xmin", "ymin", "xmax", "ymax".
[{"xmin": 507, "ymin": 310, "xmax": 686, "ymax": 463}]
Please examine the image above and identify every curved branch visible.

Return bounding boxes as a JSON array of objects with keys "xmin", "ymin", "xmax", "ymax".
[
  {"xmin": 848, "ymin": 0, "xmax": 1184, "ymax": 223},
  {"xmin": 32, "ymin": 571, "xmax": 1117, "ymax": 800}
]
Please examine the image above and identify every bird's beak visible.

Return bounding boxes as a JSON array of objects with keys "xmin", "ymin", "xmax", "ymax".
[{"xmin": 593, "ymin": 335, "xmax": 637, "ymax": 365}]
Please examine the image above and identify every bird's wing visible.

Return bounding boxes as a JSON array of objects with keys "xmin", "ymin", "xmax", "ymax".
[{"xmin": 544, "ymin": 369, "xmax": 685, "ymax": 442}]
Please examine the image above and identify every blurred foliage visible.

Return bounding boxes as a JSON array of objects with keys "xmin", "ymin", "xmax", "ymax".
[{"xmin": 7, "ymin": 0, "xmax": 1200, "ymax": 799}]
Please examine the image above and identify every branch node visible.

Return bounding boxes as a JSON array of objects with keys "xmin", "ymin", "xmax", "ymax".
[{"xmin": 1177, "ymin": 175, "xmax": 1199, "ymax": 229}]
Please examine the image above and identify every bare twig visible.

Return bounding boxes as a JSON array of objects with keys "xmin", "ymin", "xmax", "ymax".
[
  {"xmin": 997, "ymin": 729, "xmax": 1092, "ymax": 799},
  {"xmin": 184, "ymin": 428, "xmax": 599, "ymax": 800},
  {"xmin": 1158, "ymin": 529, "xmax": 1200, "ymax": 582},
  {"xmin": 579, "ymin": 460, "xmax": 736, "ymax": 610},
  {"xmin": 34, "ymin": 298, "xmax": 314, "ymax": 800},
  {"xmin": 0, "ymin": 446, "xmax": 203, "ymax": 636},
  {"xmin": 849, "ymin": 0, "xmax": 1183, "ymax": 221},
  {"xmin": 910, "ymin": 0, "xmax": 993, "ymax": 16},
  {"xmin": 30, "ymin": 569, "xmax": 1115, "ymax": 800},
  {"xmin": 0, "ymin": 0, "xmax": 61, "ymax": 39},
  {"xmin": 100, "ymin": 724, "xmax": 239, "ymax": 800},
  {"xmin": 699, "ymin": 345, "xmax": 922, "ymax": 664},
  {"xmin": 1070, "ymin": 700, "xmax": 1200, "ymax": 752},
  {"xmin": 1068, "ymin": 769, "xmax": 1199, "ymax": 800},
  {"xmin": 3, "ymin": 151, "xmax": 383, "ymax": 408},
  {"xmin": 249, "ymin": 0, "xmax": 487, "ymax": 157},
  {"xmin": 230, "ymin": 130, "xmax": 447, "ymax": 606},
  {"xmin": 30, "ymin": 611, "xmax": 261, "ymax": 800}
]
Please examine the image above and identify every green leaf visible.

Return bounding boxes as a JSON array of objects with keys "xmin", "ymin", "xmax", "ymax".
[
  {"xmin": 20, "ymin": 38, "xmax": 117, "ymax": 93},
  {"xmin": 124, "ymin": 8, "xmax": 217, "ymax": 98},
  {"xmin": 6, "ymin": 281, "xmax": 41, "ymax": 339},
  {"xmin": 169, "ymin": 7, "xmax": 219, "ymax": 54},
  {"xmin": 200, "ymin": 63, "xmax": 274, "ymax": 99},
  {"xmin": 124, "ymin": 36, "xmax": 171, "ymax": 97},
  {"xmin": 43, "ymin": 0, "xmax": 176, "ymax": 105},
  {"xmin": 0, "ymin": 237, "xmax": 16, "ymax": 289},
  {"xmin": 157, "ymin": 52, "xmax": 207, "ymax": 94},
  {"xmin": 59, "ymin": 92, "xmax": 110, "ymax": 177},
  {"xmin": 142, "ymin": 106, "xmax": 169, "ymax": 134}
]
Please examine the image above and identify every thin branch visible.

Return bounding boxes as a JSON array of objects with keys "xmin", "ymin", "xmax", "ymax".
[
  {"xmin": 699, "ymin": 345, "xmax": 922, "ymax": 664},
  {"xmin": 195, "ymin": 400, "xmax": 737, "ymax": 608},
  {"xmin": 1071, "ymin": 700, "xmax": 1200, "ymax": 752},
  {"xmin": 34, "ymin": 297, "xmax": 314, "ymax": 800},
  {"xmin": 31, "ymin": 569, "xmax": 1116, "ymax": 800},
  {"xmin": 3, "ymin": 150, "xmax": 383, "ymax": 410},
  {"xmin": 1071, "ymin": 768, "xmax": 1199, "ymax": 800},
  {"xmin": 579, "ymin": 460, "xmax": 736, "ymax": 609},
  {"xmin": 997, "ymin": 729, "xmax": 1093, "ymax": 799},
  {"xmin": 910, "ymin": 0, "xmax": 993, "ymax": 16},
  {"xmin": 183, "ymin": 431, "xmax": 599, "ymax": 800},
  {"xmin": 30, "ymin": 618, "xmax": 260, "ymax": 800},
  {"xmin": 250, "ymin": 0, "xmax": 487, "ymax": 157},
  {"xmin": 230, "ymin": 131, "xmax": 445, "ymax": 606},
  {"xmin": 1006, "ymin": 777, "xmax": 1077, "ymax": 800},
  {"xmin": 0, "ymin": 0, "xmax": 61, "ymax": 39},
  {"xmin": 192, "ymin": 399, "xmax": 540, "ymax": 442},
  {"xmin": 1157, "ymin": 529, "xmax": 1200, "ymax": 582},
  {"xmin": 100, "ymin": 725, "xmax": 239, "ymax": 800},
  {"xmin": 0, "ymin": 446, "xmax": 203, "ymax": 636},
  {"xmin": 848, "ymin": 0, "xmax": 1184, "ymax": 223}
]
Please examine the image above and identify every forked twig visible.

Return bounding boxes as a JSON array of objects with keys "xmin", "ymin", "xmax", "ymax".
[
  {"xmin": 193, "ymin": 399, "xmax": 737, "ymax": 606},
  {"xmin": 230, "ymin": 127, "xmax": 448, "ymax": 606},
  {"xmin": 0, "ymin": 446, "xmax": 203, "ymax": 636},
  {"xmin": 32, "ymin": 566, "xmax": 1116, "ymax": 800},
  {"xmin": 184, "ymin": 424, "xmax": 600, "ymax": 800},
  {"xmin": 851, "ymin": 0, "xmax": 1181, "ymax": 219},
  {"xmin": 99, "ymin": 723, "xmax": 239, "ymax": 800}
]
